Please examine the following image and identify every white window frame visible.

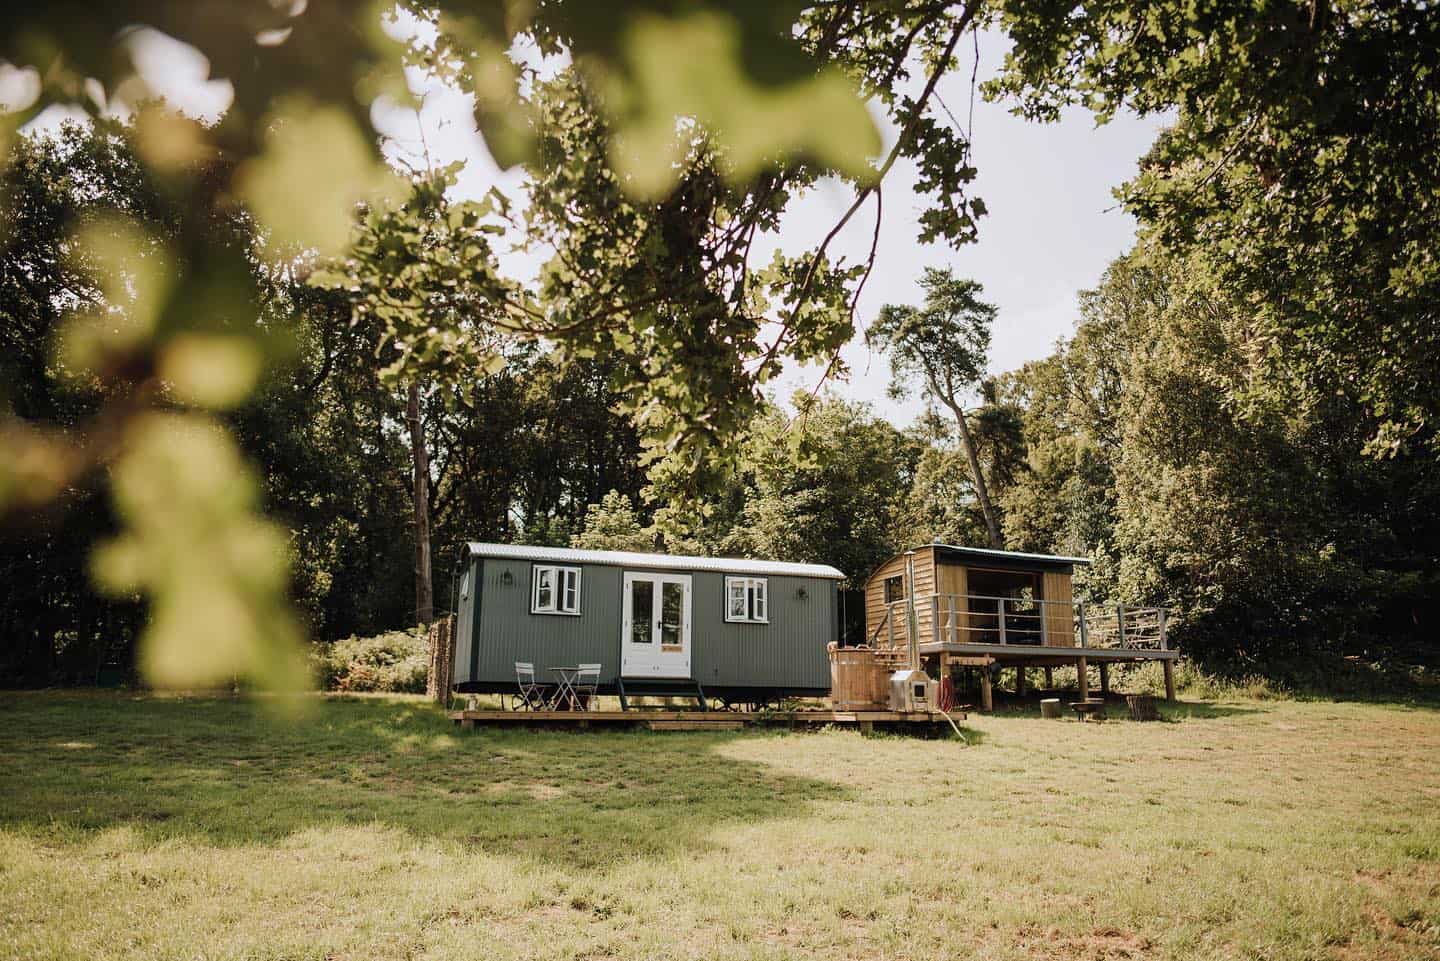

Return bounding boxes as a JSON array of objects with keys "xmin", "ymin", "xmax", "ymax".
[
  {"xmin": 531, "ymin": 564, "xmax": 582, "ymax": 615},
  {"xmin": 724, "ymin": 576, "xmax": 768, "ymax": 624}
]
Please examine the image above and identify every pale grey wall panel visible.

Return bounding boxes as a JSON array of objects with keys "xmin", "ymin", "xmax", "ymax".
[
  {"xmin": 690, "ymin": 573, "xmax": 834, "ymax": 690},
  {"xmin": 452, "ymin": 558, "xmax": 479, "ymax": 683},
  {"xmin": 473, "ymin": 558, "xmax": 623, "ymax": 685}
]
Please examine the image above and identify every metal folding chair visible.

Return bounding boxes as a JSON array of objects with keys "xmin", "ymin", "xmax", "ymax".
[
  {"xmin": 573, "ymin": 663, "xmax": 601, "ymax": 711},
  {"xmin": 512, "ymin": 661, "xmax": 550, "ymax": 711}
]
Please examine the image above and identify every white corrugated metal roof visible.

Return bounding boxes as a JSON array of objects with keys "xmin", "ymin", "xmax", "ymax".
[
  {"xmin": 931, "ymin": 543, "xmax": 1092, "ymax": 565},
  {"xmin": 466, "ymin": 542, "xmax": 846, "ymax": 580}
]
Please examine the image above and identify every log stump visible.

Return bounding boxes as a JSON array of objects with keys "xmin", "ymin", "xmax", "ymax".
[{"xmin": 1126, "ymin": 694, "xmax": 1159, "ymax": 721}]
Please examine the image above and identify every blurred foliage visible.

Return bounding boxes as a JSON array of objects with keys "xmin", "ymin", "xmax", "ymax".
[
  {"xmin": 0, "ymin": 118, "xmax": 310, "ymax": 691},
  {"xmin": 91, "ymin": 412, "xmax": 309, "ymax": 691}
]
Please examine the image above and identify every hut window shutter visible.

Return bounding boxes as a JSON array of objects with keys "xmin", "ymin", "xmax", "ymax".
[
  {"xmin": 532, "ymin": 565, "xmax": 581, "ymax": 615},
  {"xmin": 727, "ymin": 579, "xmax": 747, "ymax": 620},
  {"xmin": 561, "ymin": 568, "xmax": 581, "ymax": 613},
  {"xmin": 725, "ymin": 576, "xmax": 768, "ymax": 624}
]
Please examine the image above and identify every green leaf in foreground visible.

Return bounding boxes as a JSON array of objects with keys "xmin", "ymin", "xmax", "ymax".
[
  {"xmin": 91, "ymin": 412, "xmax": 310, "ymax": 694},
  {"xmin": 607, "ymin": 9, "xmax": 881, "ymax": 199}
]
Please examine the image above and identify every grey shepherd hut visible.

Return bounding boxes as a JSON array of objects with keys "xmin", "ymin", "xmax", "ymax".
[{"xmin": 450, "ymin": 543, "xmax": 846, "ymax": 705}]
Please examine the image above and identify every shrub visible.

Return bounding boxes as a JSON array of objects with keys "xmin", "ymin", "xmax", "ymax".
[
  {"xmin": 1118, "ymin": 660, "xmax": 1291, "ymax": 701},
  {"xmin": 315, "ymin": 629, "xmax": 429, "ymax": 693}
]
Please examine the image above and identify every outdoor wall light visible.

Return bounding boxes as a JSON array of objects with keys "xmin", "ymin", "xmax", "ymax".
[
  {"xmin": 796, "ymin": 587, "xmax": 808, "ymax": 601},
  {"xmin": 501, "ymin": 569, "xmax": 514, "ymax": 586}
]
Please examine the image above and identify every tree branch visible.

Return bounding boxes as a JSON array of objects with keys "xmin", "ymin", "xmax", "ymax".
[{"xmin": 762, "ymin": 9, "xmax": 976, "ymax": 375}]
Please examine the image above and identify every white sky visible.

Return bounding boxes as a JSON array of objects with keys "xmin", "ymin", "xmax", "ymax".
[{"xmin": 15, "ymin": 20, "xmax": 1165, "ymax": 427}]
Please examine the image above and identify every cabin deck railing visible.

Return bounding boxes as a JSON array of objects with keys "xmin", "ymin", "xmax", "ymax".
[
  {"xmin": 880, "ymin": 594, "xmax": 1169, "ymax": 651},
  {"xmin": 1080, "ymin": 605, "xmax": 1168, "ymax": 650}
]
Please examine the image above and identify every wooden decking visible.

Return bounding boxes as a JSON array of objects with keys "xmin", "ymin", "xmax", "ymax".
[
  {"xmin": 925, "ymin": 642, "xmax": 1179, "ymax": 710},
  {"xmin": 449, "ymin": 708, "xmax": 961, "ymax": 734}
]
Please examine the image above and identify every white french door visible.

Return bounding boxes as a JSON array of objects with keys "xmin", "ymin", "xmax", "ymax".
[{"xmin": 620, "ymin": 572, "xmax": 692, "ymax": 678}]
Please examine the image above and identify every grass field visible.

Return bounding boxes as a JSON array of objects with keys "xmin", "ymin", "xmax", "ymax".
[{"xmin": 1, "ymin": 691, "xmax": 1438, "ymax": 960}]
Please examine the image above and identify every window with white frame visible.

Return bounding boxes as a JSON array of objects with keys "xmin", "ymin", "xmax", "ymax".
[
  {"xmin": 725, "ymin": 576, "xmax": 768, "ymax": 623},
  {"xmin": 532, "ymin": 564, "xmax": 581, "ymax": 615}
]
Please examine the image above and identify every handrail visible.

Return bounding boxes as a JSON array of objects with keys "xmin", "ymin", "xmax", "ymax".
[
  {"xmin": 875, "ymin": 593, "xmax": 1170, "ymax": 652},
  {"xmin": 867, "ymin": 607, "xmax": 891, "ymax": 647}
]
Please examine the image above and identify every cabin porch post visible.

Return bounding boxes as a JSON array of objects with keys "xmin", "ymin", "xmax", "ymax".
[
  {"xmin": 1077, "ymin": 656, "xmax": 1090, "ymax": 700},
  {"xmin": 1015, "ymin": 666, "xmax": 1026, "ymax": 697},
  {"xmin": 979, "ymin": 666, "xmax": 994, "ymax": 712},
  {"xmin": 1163, "ymin": 659, "xmax": 1176, "ymax": 702},
  {"xmin": 1044, "ymin": 666, "xmax": 1053, "ymax": 689},
  {"xmin": 1098, "ymin": 662, "xmax": 1110, "ymax": 697}
]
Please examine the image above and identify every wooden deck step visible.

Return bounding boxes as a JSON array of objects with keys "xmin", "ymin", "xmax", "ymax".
[{"xmin": 646, "ymin": 719, "xmax": 746, "ymax": 731}]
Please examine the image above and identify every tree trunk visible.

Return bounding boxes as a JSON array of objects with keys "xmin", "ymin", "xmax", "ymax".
[
  {"xmin": 406, "ymin": 382, "xmax": 434, "ymax": 626},
  {"xmin": 90, "ymin": 599, "xmax": 109, "ymax": 686},
  {"xmin": 944, "ymin": 399, "xmax": 1004, "ymax": 548}
]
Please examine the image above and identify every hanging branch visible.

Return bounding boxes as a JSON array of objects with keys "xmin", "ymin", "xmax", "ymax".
[{"xmin": 760, "ymin": 9, "xmax": 977, "ymax": 376}]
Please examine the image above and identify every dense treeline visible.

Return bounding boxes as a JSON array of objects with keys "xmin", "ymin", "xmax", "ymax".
[
  {"xmin": 3, "ymin": 114, "xmax": 1436, "ymax": 689},
  {"xmin": 1000, "ymin": 253, "xmax": 1439, "ymax": 678},
  {"xmin": 0, "ymin": 123, "xmax": 646, "ymax": 684}
]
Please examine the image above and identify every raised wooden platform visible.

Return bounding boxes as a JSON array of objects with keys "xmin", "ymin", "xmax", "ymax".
[
  {"xmin": 923, "ymin": 642, "xmax": 1182, "ymax": 707},
  {"xmin": 918, "ymin": 641, "xmax": 1180, "ymax": 663},
  {"xmin": 448, "ymin": 708, "xmax": 960, "ymax": 734}
]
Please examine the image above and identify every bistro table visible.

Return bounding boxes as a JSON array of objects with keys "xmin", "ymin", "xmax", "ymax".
[{"xmin": 549, "ymin": 666, "xmax": 581, "ymax": 711}]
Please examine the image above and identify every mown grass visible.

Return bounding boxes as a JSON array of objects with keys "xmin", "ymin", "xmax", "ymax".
[{"xmin": 1, "ymin": 690, "xmax": 1437, "ymax": 960}]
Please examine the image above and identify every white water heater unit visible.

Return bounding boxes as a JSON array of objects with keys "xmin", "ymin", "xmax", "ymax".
[{"xmin": 889, "ymin": 668, "xmax": 936, "ymax": 713}]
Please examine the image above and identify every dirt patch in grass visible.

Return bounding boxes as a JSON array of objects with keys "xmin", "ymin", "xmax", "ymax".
[
  {"xmin": 1345, "ymin": 865, "xmax": 1440, "ymax": 959},
  {"xmin": 1013, "ymin": 925, "xmax": 1154, "ymax": 960}
]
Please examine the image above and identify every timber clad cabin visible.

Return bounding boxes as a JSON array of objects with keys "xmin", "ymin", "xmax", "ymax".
[
  {"xmin": 862, "ymin": 542, "xmax": 1180, "ymax": 708},
  {"xmin": 451, "ymin": 543, "xmax": 845, "ymax": 707}
]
